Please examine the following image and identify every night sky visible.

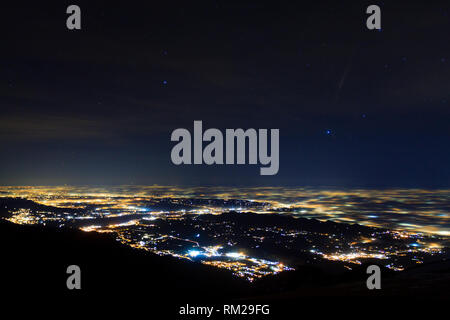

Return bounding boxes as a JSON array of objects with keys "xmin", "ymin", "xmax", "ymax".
[{"xmin": 1, "ymin": 0, "xmax": 449, "ymax": 187}]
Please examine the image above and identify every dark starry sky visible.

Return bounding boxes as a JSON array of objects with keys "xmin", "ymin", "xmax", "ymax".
[{"xmin": 0, "ymin": 0, "xmax": 449, "ymax": 187}]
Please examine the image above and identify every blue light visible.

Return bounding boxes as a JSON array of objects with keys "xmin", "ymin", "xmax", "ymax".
[{"xmin": 188, "ymin": 250, "xmax": 202, "ymax": 257}]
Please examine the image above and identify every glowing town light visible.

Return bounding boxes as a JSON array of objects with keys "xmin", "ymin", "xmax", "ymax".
[
  {"xmin": 226, "ymin": 252, "xmax": 245, "ymax": 259},
  {"xmin": 188, "ymin": 250, "xmax": 202, "ymax": 257},
  {"xmin": 203, "ymin": 245, "xmax": 222, "ymax": 257}
]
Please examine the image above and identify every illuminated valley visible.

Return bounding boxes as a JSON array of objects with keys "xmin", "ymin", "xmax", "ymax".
[{"xmin": 1, "ymin": 186, "xmax": 449, "ymax": 281}]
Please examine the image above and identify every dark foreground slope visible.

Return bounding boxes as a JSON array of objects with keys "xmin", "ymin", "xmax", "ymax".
[
  {"xmin": 0, "ymin": 219, "xmax": 250, "ymax": 300},
  {"xmin": 1, "ymin": 220, "xmax": 449, "ymax": 318},
  {"xmin": 2, "ymin": 217, "xmax": 449, "ymax": 300}
]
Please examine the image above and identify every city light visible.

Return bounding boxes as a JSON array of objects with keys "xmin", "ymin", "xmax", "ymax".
[{"xmin": 1, "ymin": 186, "xmax": 448, "ymax": 281}]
